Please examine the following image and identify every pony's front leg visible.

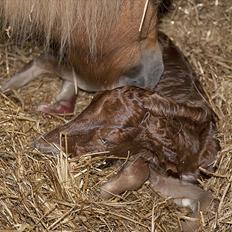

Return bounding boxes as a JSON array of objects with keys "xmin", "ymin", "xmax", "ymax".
[{"xmin": 1, "ymin": 54, "xmax": 78, "ymax": 114}]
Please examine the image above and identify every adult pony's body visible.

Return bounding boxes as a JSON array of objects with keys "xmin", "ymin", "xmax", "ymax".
[{"xmin": 1, "ymin": 0, "xmax": 172, "ymax": 113}]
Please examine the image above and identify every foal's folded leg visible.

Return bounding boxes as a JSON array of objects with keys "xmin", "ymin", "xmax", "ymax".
[
  {"xmin": 149, "ymin": 169, "xmax": 212, "ymax": 232},
  {"xmin": 101, "ymin": 157, "xmax": 150, "ymax": 199}
]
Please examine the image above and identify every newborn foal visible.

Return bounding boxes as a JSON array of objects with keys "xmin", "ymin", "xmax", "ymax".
[{"xmin": 35, "ymin": 33, "xmax": 219, "ymax": 231}]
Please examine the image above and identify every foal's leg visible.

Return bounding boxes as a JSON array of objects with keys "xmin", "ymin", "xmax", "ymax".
[
  {"xmin": 149, "ymin": 169, "xmax": 212, "ymax": 232},
  {"xmin": 101, "ymin": 157, "xmax": 150, "ymax": 199},
  {"xmin": 1, "ymin": 54, "xmax": 77, "ymax": 113}
]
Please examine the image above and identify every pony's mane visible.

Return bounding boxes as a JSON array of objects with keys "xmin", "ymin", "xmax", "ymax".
[
  {"xmin": 1, "ymin": 0, "xmax": 172, "ymax": 56},
  {"xmin": 1, "ymin": 0, "xmax": 121, "ymax": 55}
]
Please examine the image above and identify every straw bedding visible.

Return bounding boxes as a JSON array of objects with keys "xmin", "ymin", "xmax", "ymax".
[{"xmin": 0, "ymin": 0, "xmax": 231, "ymax": 231}]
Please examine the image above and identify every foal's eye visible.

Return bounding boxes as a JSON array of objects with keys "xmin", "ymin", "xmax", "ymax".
[{"xmin": 99, "ymin": 137, "xmax": 108, "ymax": 145}]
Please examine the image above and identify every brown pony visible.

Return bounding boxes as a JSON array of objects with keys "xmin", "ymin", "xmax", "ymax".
[
  {"xmin": 34, "ymin": 33, "xmax": 220, "ymax": 231},
  {"xmin": 1, "ymin": 0, "xmax": 172, "ymax": 113}
]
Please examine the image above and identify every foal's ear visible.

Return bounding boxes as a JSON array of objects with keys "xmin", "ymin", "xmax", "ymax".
[{"xmin": 143, "ymin": 92, "xmax": 210, "ymax": 123}]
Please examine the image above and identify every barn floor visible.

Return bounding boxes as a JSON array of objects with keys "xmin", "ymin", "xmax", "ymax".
[{"xmin": 0, "ymin": 1, "xmax": 231, "ymax": 231}]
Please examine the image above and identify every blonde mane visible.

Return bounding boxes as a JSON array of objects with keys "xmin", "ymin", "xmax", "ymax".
[{"xmin": 1, "ymin": 0, "xmax": 121, "ymax": 55}]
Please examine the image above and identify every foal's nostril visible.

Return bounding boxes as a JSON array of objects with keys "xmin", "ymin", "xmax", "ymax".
[
  {"xmin": 32, "ymin": 136, "xmax": 43, "ymax": 150},
  {"xmin": 32, "ymin": 138, "xmax": 39, "ymax": 149},
  {"xmin": 33, "ymin": 136, "xmax": 60, "ymax": 155}
]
